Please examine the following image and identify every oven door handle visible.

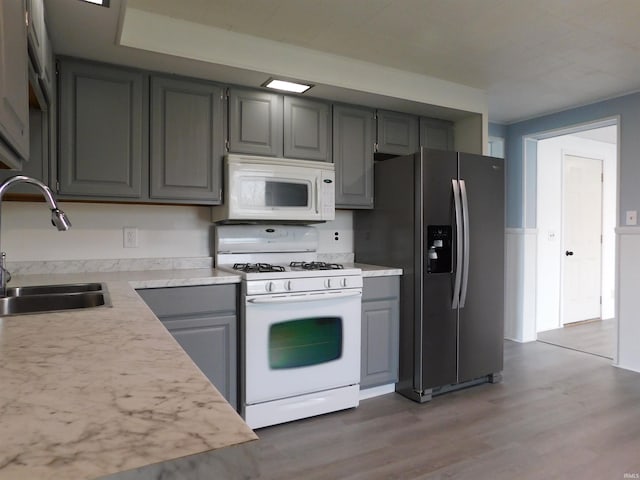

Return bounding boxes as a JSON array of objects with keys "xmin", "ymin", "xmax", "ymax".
[{"xmin": 247, "ymin": 290, "xmax": 362, "ymax": 304}]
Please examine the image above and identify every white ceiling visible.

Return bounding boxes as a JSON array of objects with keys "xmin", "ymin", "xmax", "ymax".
[{"xmin": 47, "ymin": 0, "xmax": 640, "ymax": 124}]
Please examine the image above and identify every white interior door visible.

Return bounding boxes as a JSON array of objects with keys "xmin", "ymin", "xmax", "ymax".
[{"xmin": 562, "ymin": 154, "xmax": 603, "ymax": 325}]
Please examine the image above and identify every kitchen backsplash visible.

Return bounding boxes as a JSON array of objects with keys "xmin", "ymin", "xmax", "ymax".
[{"xmin": 2, "ymin": 202, "xmax": 354, "ymax": 267}]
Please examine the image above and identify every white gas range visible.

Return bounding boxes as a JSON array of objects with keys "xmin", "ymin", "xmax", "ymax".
[{"xmin": 215, "ymin": 225, "xmax": 362, "ymax": 429}]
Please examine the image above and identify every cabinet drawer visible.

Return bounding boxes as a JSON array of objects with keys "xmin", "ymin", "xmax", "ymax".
[
  {"xmin": 137, "ymin": 284, "xmax": 237, "ymax": 316},
  {"xmin": 362, "ymin": 276, "xmax": 399, "ymax": 301}
]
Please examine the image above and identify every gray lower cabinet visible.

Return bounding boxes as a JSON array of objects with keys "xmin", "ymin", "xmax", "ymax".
[
  {"xmin": 228, "ymin": 88, "xmax": 283, "ymax": 157},
  {"xmin": 283, "ymin": 96, "xmax": 331, "ymax": 161},
  {"xmin": 0, "ymin": 0, "xmax": 29, "ymax": 168},
  {"xmin": 420, "ymin": 117, "xmax": 454, "ymax": 151},
  {"xmin": 376, "ymin": 110, "xmax": 419, "ymax": 156},
  {"xmin": 333, "ymin": 104, "xmax": 374, "ymax": 208},
  {"xmin": 136, "ymin": 284, "xmax": 238, "ymax": 409},
  {"xmin": 58, "ymin": 58, "xmax": 147, "ymax": 199},
  {"xmin": 150, "ymin": 76, "xmax": 224, "ymax": 203},
  {"xmin": 361, "ymin": 276, "xmax": 400, "ymax": 389}
]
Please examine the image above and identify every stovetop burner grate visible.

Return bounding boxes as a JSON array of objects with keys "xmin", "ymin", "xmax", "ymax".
[
  {"xmin": 290, "ymin": 261, "xmax": 344, "ymax": 271},
  {"xmin": 233, "ymin": 263, "xmax": 286, "ymax": 273}
]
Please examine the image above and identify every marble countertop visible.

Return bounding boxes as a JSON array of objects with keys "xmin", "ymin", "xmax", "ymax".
[
  {"xmin": 0, "ymin": 268, "xmax": 255, "ymax": 480},
  {"xmin": 0, "ymin": 261, "xmax": 401, "ymax": 479},
  {"xmin": 350, "ymin": 263, "xmax": 403, "ymax": 277}
]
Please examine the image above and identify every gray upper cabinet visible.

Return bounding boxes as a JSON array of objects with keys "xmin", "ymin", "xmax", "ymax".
[
  {"xmin": 0, "ymin": 108, "xmax": 49, "ymax": 190},
  {"xmin": 0, "ymin": 0, "xmax": 29, "ymax": 168},
  {"xmin": 228, "ymin": 89, "xmax": 283, "ymax": 157},
  {"xmin": 361, "ymin": 276, "xmax": 400, "ymax": 389},
  {"xmin": 58, "ymin": 59, "xmax": 147, "ymax": 199},
  {"xmin": 333, "ymin": 104, "xmax": 374, "ymax": 209},
  {"xmin": 39, "ymin": 22, "xmax": 54, "ymax": 102},
  {"xmin": 376, "ymin": 110, "xmax": 419, "ymax": 156},
  {"xmin": 150, "ymin": 76, "xmax": 224, "ymax": 203},
  {"xmin": 420, "ymin": 117, "xmax": 454, "ymax": 151},
  {"xmin": 283, "ymin": 96, "xmax": 331, "ymax": 161},
  {"xmin": 26, "ymin": 0, "xmax": 44, "ymax": 75},
  {"xmin": 137, "ymin": 285, "xmax": 238, "ymax": 410}
]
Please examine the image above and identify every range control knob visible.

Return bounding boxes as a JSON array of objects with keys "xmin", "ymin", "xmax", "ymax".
[
  {"xmin": 265, "ymin": 281, "xmax": 274, "ymax": 292},
  {"xmin": 285, "ymin": 280, "xmax": 292, "ymax": 291},
  {"xmin": 340, "ymin": 277, "xmax": 348, "ymax": 287},
  {"xmin": 325, "ymin": 279, "xmax": 332, "ymax": 289}
]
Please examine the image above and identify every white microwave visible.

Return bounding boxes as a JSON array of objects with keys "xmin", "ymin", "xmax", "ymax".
[{"xmin": 211, "ymin": 154, "xmax": 335, "ymax": 223}]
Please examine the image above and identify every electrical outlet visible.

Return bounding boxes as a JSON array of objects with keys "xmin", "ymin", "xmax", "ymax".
[
  {"xmin": 123, "ymin": 227, "xmax": 138, "ymax": 248},
  {"xmin": 626, "ymin": 210, "xmax": 637, "ymax": 226}
]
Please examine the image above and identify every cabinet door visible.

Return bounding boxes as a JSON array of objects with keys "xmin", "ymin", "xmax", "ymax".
[
  {"xmin": 420, "ymin": 117, "xmax": 454, "ymax": 151},
  {"xmin": 361, "ymin": 276, "xmax": 400, "ymax": 389},
  {"xmin": 39, "ymin": 22, "xmax": 54, "ymax": 102},
  {"xmin": 228, "ymin": 89, "xmax": 283, "ymax": 157},
  {"xmin": 0, "ymin": 0, "xmax": 29, "ymax": 167},
  {"xmin": 136, "ymin": 285, "xmax": 238, "ymax": 409},
  {"xmin": 333, "ymin": 104, "xmax": 374, "ymax": 208},
  {"xmin": 376, "ymin": 110, "xmax": 418, "ymax": 156},
  {"xmin": 162, "ymin": 315, "xmax": 237, "ymax": 409},
  {"xmin": 26, "ymin": 0, "xmax": 44, "ymax": 75},
  {"xmin": 283, "ymin": 96, "xmax": 330, "ymax": 161},
  {"xmin": 58, "ymin": 60, "xmax": 147, "ymax": 198},
  {"xmin": 150, "ymin": 76, "xmax": 224, "ymax": 203},
  {"xmin": 0, "ymin": 109, "xmax": 49, "ymax": 190},
  {"xmin": 361, "ymin": 298, "xmax": 399, "ymax": 388}
]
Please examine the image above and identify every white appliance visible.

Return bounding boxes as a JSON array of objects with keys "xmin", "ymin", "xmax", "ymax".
[
  {"xmin": 211, "ymin": 155, "xmax": 335, "ymax": 223},
  {"xmin": 215, "ymin": 225, "xmax": 362, "ymax": 429}
]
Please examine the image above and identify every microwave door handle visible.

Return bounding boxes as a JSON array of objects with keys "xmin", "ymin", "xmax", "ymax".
[{"xmin": 315, "ymin": 178, "xmax": 320, "ymax": 214}]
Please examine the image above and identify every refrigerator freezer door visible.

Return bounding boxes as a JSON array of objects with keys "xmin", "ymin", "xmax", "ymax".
[
  {"xmin": 419, "ymin": 149, "xmax": 459, "ymax": 390},
  {"xmin": 457, "ymin": 153, "xmax": 505, "ymax": 383}
]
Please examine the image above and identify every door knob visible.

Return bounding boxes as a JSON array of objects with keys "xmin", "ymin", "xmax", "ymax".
[{"xmin": 565, "ymin": 250, "xmax": 574, "ymax": 256}]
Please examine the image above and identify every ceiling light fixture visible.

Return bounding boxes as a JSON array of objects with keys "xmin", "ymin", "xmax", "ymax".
[
  {"xmin": 262, "ymin": 78, "xmax": 312, "ymax": 94},
  {"xmin": 79, "ymin": 0, "xmax": 110, "ymax": 6}
]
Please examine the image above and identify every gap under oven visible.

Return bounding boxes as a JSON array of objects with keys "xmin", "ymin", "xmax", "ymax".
[{"xmin": 215, "ymin": 225, "xmax": 362, "ymax": 429}]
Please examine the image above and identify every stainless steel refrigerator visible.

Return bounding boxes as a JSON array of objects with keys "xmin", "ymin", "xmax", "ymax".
[{"xmin": 355, "ymin": 148, "xmax": 504, "ymax": 403}]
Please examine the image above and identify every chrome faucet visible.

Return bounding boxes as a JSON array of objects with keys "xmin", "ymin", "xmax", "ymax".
[{"xmin": 0, "ymin": 175, "xmax": 71, "ymax": 296}]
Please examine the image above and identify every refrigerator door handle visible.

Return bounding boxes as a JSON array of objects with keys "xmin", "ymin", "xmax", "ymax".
[
  {"xmin": 460, "ymin": 179, "xmax": 470, "ymax": 308},
  {"xmin": 452, "ymin": 179, "xmax": 462, "ymax": 308}
]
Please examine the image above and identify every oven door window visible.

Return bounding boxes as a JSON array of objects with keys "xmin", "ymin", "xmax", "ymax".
[
  {"xmin": 239, "ymin": 177, "xmax": 311, "ymax": 209},
  {"xmin": 269, "ymin": 317, "xmax": 342, "ymax": 369}
]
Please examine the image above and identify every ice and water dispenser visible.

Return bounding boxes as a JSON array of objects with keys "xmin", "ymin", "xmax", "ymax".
[{"xmin": 426, "ymin": 225, "xmax": 452, "ymax": 274}]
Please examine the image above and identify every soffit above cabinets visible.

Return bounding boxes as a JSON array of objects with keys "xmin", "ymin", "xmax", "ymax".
[{"xmin": 46, "ymin": 0, "xmax": 640, "ymax": 124}]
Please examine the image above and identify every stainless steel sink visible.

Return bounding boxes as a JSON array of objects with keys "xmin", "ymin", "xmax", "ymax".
[
  {"xmin": 6, "ymin": 282, "xmax": 105, "ymax": 297},
  {"xmin": 0, "ymin": 283, "xmax": 111, "ymax": 317}
]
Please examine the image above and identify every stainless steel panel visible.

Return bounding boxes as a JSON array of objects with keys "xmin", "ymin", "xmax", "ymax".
[
  {"xmin": 457, "ymin": 153, "xmax": 505, "ymax": 383},
  {"xmin": 354, "ymin": 153, "xmax": 415, "ymax": 394}
]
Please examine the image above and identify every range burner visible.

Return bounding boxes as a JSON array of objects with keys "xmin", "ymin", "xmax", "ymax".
[
  {"xmin": 233, "ymin": 263, "xmax": 286, "ymax": 273},
  {"xmin": 290, "ymin": 261, "xmax": 344, "ymax": 271}
]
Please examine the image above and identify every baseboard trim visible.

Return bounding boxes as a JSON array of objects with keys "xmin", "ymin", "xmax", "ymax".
[{"xmin": 359, "ymin": 383, "xmax": 395, "ymax": 400}]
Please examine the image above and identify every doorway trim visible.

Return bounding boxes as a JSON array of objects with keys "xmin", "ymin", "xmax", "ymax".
[{"xmin": 520, "ymin": 116, "xmax": 620, "ymax": 364}]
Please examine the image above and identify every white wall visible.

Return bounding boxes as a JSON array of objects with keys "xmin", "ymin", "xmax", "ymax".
[
  {"xmin": 0, "ymin": 202, "xmax": 355, "ymax": 262},
  {"xmin": 1, "ymin": 202, "xmax": 212, "ymax": 261},
  {"xmin": 536, "ymin": 135, "xmax": 616, "ymax": 332}
]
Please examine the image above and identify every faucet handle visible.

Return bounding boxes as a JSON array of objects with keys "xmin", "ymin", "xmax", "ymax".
[{"xmin": 0, "ymin": 252, "xmax": 10, "ymax": 288}]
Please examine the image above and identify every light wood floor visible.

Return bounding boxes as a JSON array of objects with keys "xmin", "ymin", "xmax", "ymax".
[
  {"xmin": 232, "ymin": 340, "xmax": 640, "ymax": 479},
  {"xmin": 537, "ymin": 318, "xmax": 615, "ymax": 359}
]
